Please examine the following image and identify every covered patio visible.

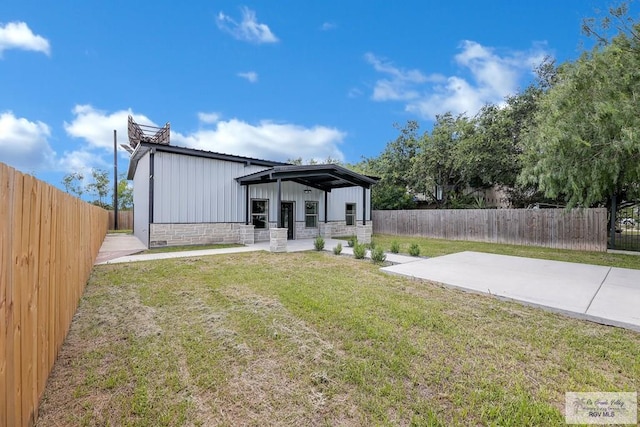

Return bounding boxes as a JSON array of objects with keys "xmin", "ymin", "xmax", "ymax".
[{"xmin": 236, "ymin": 164, "xmax": 378, "ymax": 252}]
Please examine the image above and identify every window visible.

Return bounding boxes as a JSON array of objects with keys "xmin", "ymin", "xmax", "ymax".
[
  {"xmin": 346, "ymin": 203, "xmax": 356, "ymax": 226},
  {"xmin": 305, "ymin": 201, "xmax": 318, "ymax": 228},
  {"xmin": 252, "ymin": 199, "xmax": 268, "ymax": 229}
]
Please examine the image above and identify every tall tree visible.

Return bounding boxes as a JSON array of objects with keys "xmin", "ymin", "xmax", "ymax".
[
  {"xmin": 520, "ymin": 6, "xmax": 640, "ymax": 207},
  {"xmin": 86, "ymin": 169, "xmax": 111, "ymax": 208},
  {"xmin": 62, "ymin": 172, "xmax": 85, "ymax": 198}
]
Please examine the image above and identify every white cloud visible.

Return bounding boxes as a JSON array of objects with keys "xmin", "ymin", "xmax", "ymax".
[
  {"xmin": 172, "ymin": 118, "xmax": 345, "ymax": 162},
  {"xmin": 237, "ymin": 71, "xmax": 258, "ymax": 83},
  {"xmin": 197, "ymin": 112, "xmax": 221, "ymax": 124},
  {"xmin": 58, "ymin": 149, "xmax": 108, "ymax": 176},
  {"xmin": 0, "ymin": 21, "xmax": 50, "ymax": 57},
  {"xmin": 64, "ymin": 104, "xmax": 157, "ymax": 151},
  {"xmin": 366, "ymin": 41, "xmax": 548, "ymax": 119},
  {"xmin": 321, "ymin": 22, "xmax": 336, "ymax": 31},
  {"xmin": 216, "ymin": 7, "xmax": 278, "ymax": 44},
  {"xmin": 364, "ymin": 53, "xmax": 444, "ymax": 102},
  {"xmin": 0, "ymin": 112, "xmax": 55, "ymax": 171}
]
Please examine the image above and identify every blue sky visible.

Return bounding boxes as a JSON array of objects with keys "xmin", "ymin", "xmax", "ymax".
[{"xmin": 0, "ymin": 0, "xmax": 628, "ymax": 190}]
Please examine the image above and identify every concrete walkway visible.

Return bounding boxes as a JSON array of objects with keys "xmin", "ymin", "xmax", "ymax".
[{"xmin": 382, "ymin": 251, "xmax": 640, "ymax": 332}]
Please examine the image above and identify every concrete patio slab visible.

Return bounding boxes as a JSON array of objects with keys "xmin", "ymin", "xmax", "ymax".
[
  {"xmin": 382, "ymin": 251, "xmax": 640, "ymax": 332},
  {"xmin": 94, "ymin": 234, "xmax": 147, "ymax": 264}
]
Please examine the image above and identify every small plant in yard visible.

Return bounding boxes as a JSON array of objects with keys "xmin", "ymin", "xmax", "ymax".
[
  {"xmin": 352, "ymin": 242, "xmax": 366, "ymax": 259},
  {"xmin": 314, "ymin": 236, "xmax": 325, "ymax": 251},
  {"xmin": 333, "ymin": 243, "xmax": 343, "ymax": 255},
  {"xmin": 408, "ymin": 242, "xmax": 421, "ymax": 257},
  {"xmin": 370, "ymin": 247, "xmax": 386, "ymax": 264},
  {"xmin": 390, "ymin": 241, "xmax": 400, "ymax": 254},
  {"xmin": 347, "ymin": 236, "xmax": 357, "ymax": 247},
  {"xmin": 368, "ymin": 239, "xmax": 376, "ymax": 250}
]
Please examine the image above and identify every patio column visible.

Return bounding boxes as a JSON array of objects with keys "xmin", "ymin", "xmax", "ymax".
[
  {"xmin": 362, "ymin": 186, "xmax": 366, "ymax": 226},
  {"xmin": 276, "ymin": 178, "xmax": 282, "ymax": 227},
  {"xmin": 324, "ymin": 190, "xmax": 328, "ymax": 223},
  {"xmin": 245, "ymin": 184, "xmax": 250, "ymax": 225}
]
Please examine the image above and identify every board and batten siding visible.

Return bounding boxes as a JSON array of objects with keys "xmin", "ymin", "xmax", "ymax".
[
  {"xmin": 249, "ymin": 182, "xmax": 371, "ymax": 223},
  {"xmin": 132, "ymin": 151, "xmax": 150, "ymax": 246},
  {"xmin": 152, "ymin": 152, "xmax": 268, "ymax": 223}
]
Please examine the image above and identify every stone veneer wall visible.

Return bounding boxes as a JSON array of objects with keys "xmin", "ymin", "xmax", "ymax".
[{"xmin": 150, "ymin": 223, "xmax": 245, "ymax": 248}]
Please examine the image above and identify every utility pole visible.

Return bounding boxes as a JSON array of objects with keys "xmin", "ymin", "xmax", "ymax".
[{"xmin": 114, "ymin": 129, "xmax": 118, "ymax": 230}]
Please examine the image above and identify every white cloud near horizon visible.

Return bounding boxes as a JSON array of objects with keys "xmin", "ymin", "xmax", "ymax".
[
  {"xmin": 198, "ymin": 112, "xmax": 221, "ymax": 124},
  {"xmin": 65, "ymin": 105, "xmax": 345, "ymax": 166},
  {"xmin": 0, "ymin": 112, "xmax": 55, "ymax": 171},
  {"xmin": 216, "ymin": 7, "xmax": 278, "ymax": 44},
  {"xmin": 321, "ymin": 22, "xmax": 337, "ymax": 31},
  {"xmin": 237, "ymin": 71, "xmax": 258, "ymax": 83},
  {"xmin": 174, "ymin": 118, "xmax": 345, "ymax": 162},
  {"xmin": 366, "ymin": 40, "xmax": 548, "ymax": 119},
  {"xmin": 0, "ymin": 21, "xmax": 50, "ymax": 57}
]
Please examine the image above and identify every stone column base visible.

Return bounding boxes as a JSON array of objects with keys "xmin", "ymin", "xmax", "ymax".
[
  {"xmin": 238, "ymin": 224, "xmax": 255, "ymax": 245},
  {"xmin": 319, "ymin": 222, "xmax": 333, "ymax": 239},
  {"xmin": 356, "ymin": 224, "xmax": 372, "ymax": 244},
  {"xmin": 269, "ymin": 228, "xmax": 288, "ymax": 252}
]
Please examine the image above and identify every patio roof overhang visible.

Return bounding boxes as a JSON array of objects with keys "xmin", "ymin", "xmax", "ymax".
[{"xmin": 235, "ymin": 164, "xmax": 379, "ymax": 192}]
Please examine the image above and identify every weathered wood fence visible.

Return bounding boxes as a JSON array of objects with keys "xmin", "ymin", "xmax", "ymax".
[
  {"xmin": 1, "ymin": 163, "xmax": 108, "ymax": 427},
  {"xmin": 373, "ymin": 208, "xmax": 608, "ymax": 251},
  {"xmin": 108, "ymin": 210, "xmax": 133, "ymax": 230}
]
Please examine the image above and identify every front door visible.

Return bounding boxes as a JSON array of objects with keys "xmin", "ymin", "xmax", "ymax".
[{"xmin": 280, "ymin": 202, "xmax": 295, "ymax": 240}]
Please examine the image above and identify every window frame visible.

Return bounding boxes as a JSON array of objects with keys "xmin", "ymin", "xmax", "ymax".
[
  {"xmin": 251, "ymin": 199, "xmax": 269, "ymax": 229},
  {"xmin": 305, "ymin": 200, "xmax": 318, "ymax": 228},
  {"xmin": 345, "ymin": 203, "xmax": 356, "ymax": 226}
]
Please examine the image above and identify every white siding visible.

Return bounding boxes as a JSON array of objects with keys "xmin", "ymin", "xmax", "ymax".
[
  {"xmin": 153, "ymin": 152, "xmax": 268, "ymax": 223},
  {"xmin": 328, "ymin": 187, "xmax": 371, "ymax": 222},
  {"xmin": 249, "ymin": 183, "xmax": 370, "ymax": 223},
  {"xmin": 133, "ymin": 151, "xmax": 150, "ymax": 246}
]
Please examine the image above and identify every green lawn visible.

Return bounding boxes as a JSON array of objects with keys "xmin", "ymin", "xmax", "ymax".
[
  {"xmin": 344, "ymin": 234, "xmax": 640, "ymax": 270},
  {"xmin": 37, "ymin": 251, "xmax": 640, "ymax": 426}
]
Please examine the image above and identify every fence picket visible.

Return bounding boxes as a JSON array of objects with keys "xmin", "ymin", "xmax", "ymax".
[
  {"xmin": 372, "ymin": 208, "xmax": 608, "ymax": 252},
  {"xmin": 0, "ymin": 163, "xmax": 108, "ymax": 427}
]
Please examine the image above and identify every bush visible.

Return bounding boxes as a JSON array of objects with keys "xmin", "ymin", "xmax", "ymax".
[
  {"xmin": 368, "ymin": 239, "xmax": 376, "ymax": 250},
  {"xmin": 370, "ymin": 247, "xmax": 386, "ymax": 264},
  {"xmin": 353, "ymin": 242, "xmax": 366, "ymax": 259},
  {"xmin": 408, "ymin": 243, "xmax": 421, "ymax": 257},
  {"xmin": 390, "ymin": 241, "xmax": 400, "ymax": 254},
  {"xmin": 314, "ymin": 236, "xmax": 325, "ymax": 251},
  {"xmin": 347, "ymin": 236, "xmax": 357, "ymax": 247},
  {"xmin": 333, "ymin": 243, "xmax": 343, "ymax": 255}
]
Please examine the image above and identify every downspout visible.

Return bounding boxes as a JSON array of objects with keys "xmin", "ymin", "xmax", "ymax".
[
  {"xmin": 245, "ymin": 184, "xmax": 250, "ymax": 225},
  {"xmin": 277, "ymin": 178, "xmax": 282, "ymax": 228},
  {"xmin": 324, "ymin": 190, "xmax": 328, "ymax": 223}
]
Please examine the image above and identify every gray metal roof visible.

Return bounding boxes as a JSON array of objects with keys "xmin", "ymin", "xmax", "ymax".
[{"xmin": 235, "ymin": 164, "xmax": 379, "ymax": 191}]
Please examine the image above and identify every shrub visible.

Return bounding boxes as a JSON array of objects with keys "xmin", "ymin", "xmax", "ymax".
[
  {"xmin": 390, "ymin": 241, "xmax": 400, "ymax": 254},
  {"xmin": 314, "ymin": 236, "xmax": 325, "ymax": 251},
  {"xmin": 370, "ymin": 247, "xmax": 386, "ymax": 264},
  {"xmin": 347, "ymin": 236, "xmax": 357, "ymax": 247},
  {"xmin": 333, "ymin": 243, "xmax": 343, "ymax": 255},
  {"xmin": 353, "ymin": 242, "xmax": 366, "ymax": 259},
  {"xmin": 408, "ymin": 243, "xmax": 421, "ymax": 257},
  {"xmin": 368, "ymin": 239, "xmax": 376, "ymax": 250}
]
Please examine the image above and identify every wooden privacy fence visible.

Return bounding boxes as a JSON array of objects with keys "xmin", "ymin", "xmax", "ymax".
[
  {"xmin": 108, "ymin": 210, "xmax": 133, "ymax": 230},
  {"xmin": 1, "ymin": 163, "xmax": 108, "ymax": 427},
  {"xmin": 373, "ymin": 208, "xmax": 608, "ymax": 251}
]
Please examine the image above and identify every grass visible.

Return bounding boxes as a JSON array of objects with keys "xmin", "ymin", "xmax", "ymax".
[
  {"xmin": 141, "ymin": 243, "xmax": 244, "ymax": 254},
  {"xmin": 37, "ymin": 251, "xmax": 640, "ymax": 426},
  {"xmin": 107, "ymin": 229, "xmax": 133, "ymax": 234},
  {"xmin": 344, "ymin": 234, "xmax": 640, "ymax": 270}
]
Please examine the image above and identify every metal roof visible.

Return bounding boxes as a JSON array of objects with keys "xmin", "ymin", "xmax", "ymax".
[{"xmin": 235, "ymin": 164, "xmax": 379, "ymax": 192}]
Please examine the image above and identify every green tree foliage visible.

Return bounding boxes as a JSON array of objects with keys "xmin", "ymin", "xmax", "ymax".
[
  {"xmin": 116, "ymin": 174, "xmax": 133, "ymax": 210},
  {"xmin": 62, "ymin": 172, "xmax": 85, "ymax": 198},
  {"xmin": 61, "ymin": 169, "xmax": 133, "ymax": 210},
  {"xmin": 354, "ymin": 121, "xmax": 419, "ymax": 209},
  {"xmin": 520, "ymin": 5, "xmax": 640, "ymax": 207}
]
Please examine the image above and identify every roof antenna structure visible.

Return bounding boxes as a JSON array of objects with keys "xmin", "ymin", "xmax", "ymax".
[{"xmin": 125, "ymin": 115, "xmax": 170, "ymax": 152}]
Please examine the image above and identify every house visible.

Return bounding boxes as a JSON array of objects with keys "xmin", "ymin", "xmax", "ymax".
[{"xmin": 126, "ymin": 136, "xmax": 377, "ymax": 251}]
